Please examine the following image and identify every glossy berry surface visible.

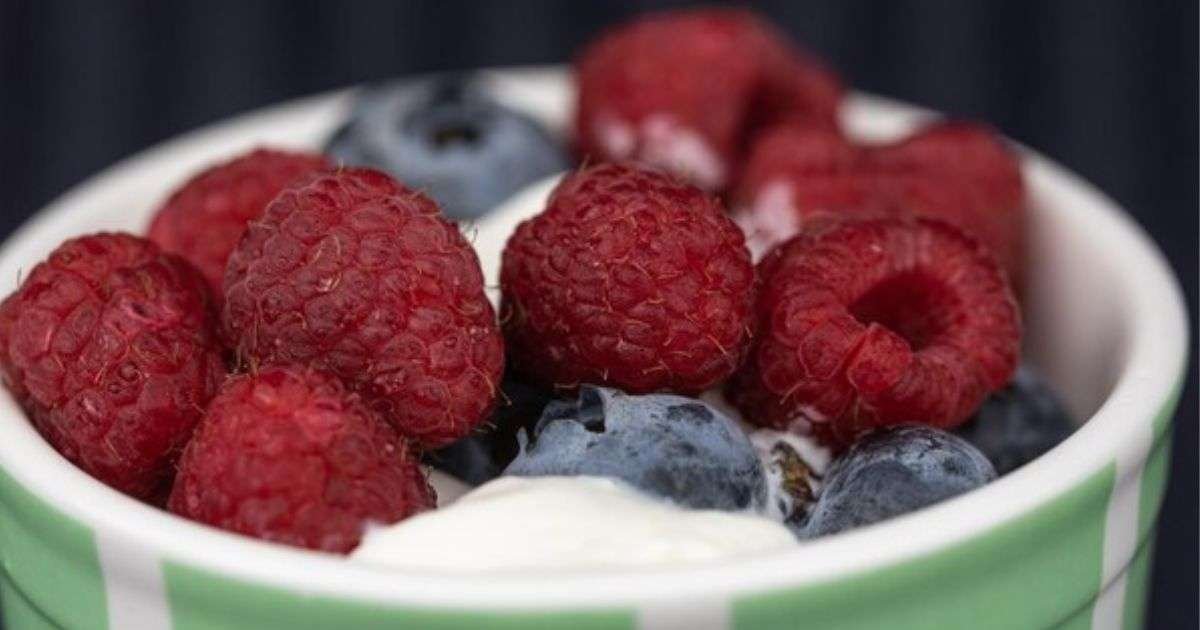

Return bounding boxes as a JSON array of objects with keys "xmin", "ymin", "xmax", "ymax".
[
  {"xmin": 168, "ymin": 366, "xmax": 434, "ymax": 553},
  {"xmin": 0, "ymin": 233, "xmax": 225, "ymax": 500},
  {"xmin": 148, "ymin": 148, "xmax": 330, "ymax": 296},
  {"xmin": 575, "ymin": 7, "xmax": 842, "ymax": 191},
  {"xmin": 222, "ymin": 168, "xmax": 504, "ymax": 448},
  {"xmin": 327, "ymin": 77, "xmax": 568, "ymax": 219},
  {"xmin": 501, "ymin": 162, "xmax": 755, "ymax": 395},
  {"xmin": 728, "ymin": 216, "xmax": 1021, "ymax": 447},
  {"xmin": 424, "ymin": 375, "xmax": 555, "ymax": 485},
  {"xmin": 732, "ymin": 122, "xmax": 1025, "ymax": 280},
  {"xmin": 505, "ymin": 386, "xmax": 767, "ymax": 512},
  {"xmin": 802, "ymin": 425, "xmax": 995, "ymax": 538},
  {"xmin": 955, "ymin": 366, "xmax": 1074, "ymax": 475}
]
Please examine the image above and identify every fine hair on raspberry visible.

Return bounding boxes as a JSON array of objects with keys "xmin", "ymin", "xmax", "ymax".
[
  {"xmin": 0, "ymin": 233, "xmax": 225, "ymax": 500},
  {"xmin": 500, "ymin": 162, "xmax": 756, "ymax": 394},
  {"xmin": 148, "ymin": 148, "xmax": 331, "ymax": 297},
  {"xmin": 168, "ymin": 366, "xmax": 434, "ymax": 553},
  {"xmin": 222, "ymin": 167, "xmax": 504, "ymax": 448},
  {"xmin": 728, "ymin": 216, "xmax": 1021, "ymax": 447}
]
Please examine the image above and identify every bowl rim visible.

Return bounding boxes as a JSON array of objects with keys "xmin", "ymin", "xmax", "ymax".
[{"xmin": 0, "ymin": 66, "xmax": 1188, "ymax": 609}]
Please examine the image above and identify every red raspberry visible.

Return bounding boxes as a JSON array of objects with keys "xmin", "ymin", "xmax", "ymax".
[
  {"xmin": 0, "ymin": 233, "xmax": 225, "ymax": 500},
  {"xmin": 168, "ymin": 366, "xmax": 434, "ymax": 553},
  {"xmin": 222, "ymin": 168, "xmax": 503, "ymax": 448},
  {"xmin": 728, "ymin": 217, "xmax": 1020, "ymax": 448},
  {"xmin": 732, "ymin": 122, "xmax": 1025, "ymax": 280},
  {"xmin": 148, "ymin": 148, "xmax": 331, "ymax": 296},
  {"xmin": 574, "ymin": 8, "xmax": 842, "ymax": 192},
  {"xmin": 501, "ymin": 162, "xmax": 755, "ymax": 394}
]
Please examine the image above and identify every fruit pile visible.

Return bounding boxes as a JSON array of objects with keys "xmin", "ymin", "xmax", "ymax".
[{"xmin": 0, "ymin": 7, "xmax": 1074, "ymax": 555}]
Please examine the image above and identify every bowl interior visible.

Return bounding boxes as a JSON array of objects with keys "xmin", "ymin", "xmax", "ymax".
[{"xmin": 0, "ymin": 67, "xmax": 1185, "ymax": 607}]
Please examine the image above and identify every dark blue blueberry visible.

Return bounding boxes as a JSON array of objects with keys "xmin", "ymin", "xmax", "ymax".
[
  {"xmin": 802, "ymin": 426, "xmax": 995, "ymax": 538},
  {"xmin": 955, "ymin": 366, "xmax": 1075, "ymax": 475},
  {"xmin": 424, "ymin": 376, "xmax": 555, "ymax": 485},
  {"xmin": 503, "ymin": 386, "xmax": 767, "ymax": 512},
  {"xmin": 326, "ymin": 76, "xmax": 568, "ymax": 219}
]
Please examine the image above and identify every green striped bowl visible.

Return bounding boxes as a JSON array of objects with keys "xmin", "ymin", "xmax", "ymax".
[{"xmin": 0, "ymin": 67, "xmax": 1187, "ymax": 630}]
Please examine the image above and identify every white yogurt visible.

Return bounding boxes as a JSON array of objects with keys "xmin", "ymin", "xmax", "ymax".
[{"xmin": 353, "ymin": 476, "xmax": 797, "ymax": 572}]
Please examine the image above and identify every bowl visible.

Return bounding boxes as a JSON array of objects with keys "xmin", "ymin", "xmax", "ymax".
[{"xmin": 0, "ymin": 67, "xmax": 1187, "ymax": 630}]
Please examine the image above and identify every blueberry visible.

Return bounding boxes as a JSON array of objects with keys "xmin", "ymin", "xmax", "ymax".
[
  {"xmin": 802, "ymin": 426, "xmax": 996, "ymax": 538},
  {"xmin": 503, "ymin": 386, "xmax": 767, "ymax": 512},
  {"xmin": 955, "ymin": 366, "xmax": 1075, "ymax": 475},
  {"xmin": 326, "ymin": 76, "xmax": 568, "ymax": 219},
  {"xmin": 424, "ymin": 376, "xmax": 555, "ymax": 485}
]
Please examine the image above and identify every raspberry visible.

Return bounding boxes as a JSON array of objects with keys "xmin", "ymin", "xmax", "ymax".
[
  {"xmin": 500, "ymin": 163, "xmax": 755, "ymax": 394},
  {"xmin": 168, "ymin": 366, "xmax": 434, "ymax": 553},
  {"xmin": 148, "ymin": 148, "xmax": 331, "ymax": 296},
  {"xmin": 727, "ymin": 217, "xmax": 1020, "ymax": 448},
  {"xmin": 0, "ymin": 233, "xmax": 225, "ymax": 499},
  {"xmin": 574, "ymin": 8, "xmax": 842, "ymax": 192},
  {"xmin": 732, "ymin": 122, "xmax": 1025, "ymax": 280},
  {"xmin": 222, "ymin": 168, "xmax": 504, "ymax": 448}
]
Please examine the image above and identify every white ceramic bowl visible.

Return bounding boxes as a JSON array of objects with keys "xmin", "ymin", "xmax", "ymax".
[{"xmin": 0, "ymin": 67, "xmax": 1187, "ymax": 630}]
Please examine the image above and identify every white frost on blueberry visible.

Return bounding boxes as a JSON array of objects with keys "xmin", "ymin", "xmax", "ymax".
[
  {"xmin": 505, "ymin": 387, "xmax": 769, "ymax": 513},
  {"xmin": 351, "ymin": 476, "xmax": 797, "ymax": 572}
]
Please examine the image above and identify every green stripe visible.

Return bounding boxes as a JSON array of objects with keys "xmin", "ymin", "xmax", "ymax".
[
  {"xmin": 163, "ymin": 561, "xmax": 637, "ymax": 630},
  {"xmin": 732, "ymin": 463, "xmax": 1116, "ymax": 630},
  {"xmin": 1056, "ymin": 602, "xmax": 1098, "ymax": 630},
  {"xmin": 1137, "ymin": 381, "xmax": 1181, "ymax": 537},
  {"xmin": 1, "ymin": 572, "xmax": 66, "ymax": 630},
  {"xmin": 0, "ymin": 465, "xmax": 106, "ymax": 630},
  {"xmin": 1121, "ymin": 382, "xmax": 1182, "ymax": 630}
]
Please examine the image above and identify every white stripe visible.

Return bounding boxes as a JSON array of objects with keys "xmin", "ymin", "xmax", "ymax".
[
  {"xmin": 1099, "ymin": 461, "xmax": 1144, "ymax": 581},
  {"xmin": 1092, "ymin": 398, "xmax": 1151, "ymax": 628},
  {"xmin": 1091, "ymin": 568, "xmax": 1129, "ymax": 630},
  {"xmin": 637, "ymin": 597, "xmax": 731, "ymax": 630},
  {"xmin": 96, "ymin": 530, "xmax": 172, "ymax": 630}
]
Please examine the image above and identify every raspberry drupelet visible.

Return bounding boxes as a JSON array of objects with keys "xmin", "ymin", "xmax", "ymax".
[
  {"xmin": 148, "ymin": 148, "xmax": 331, "ymax": 296},
  {"xmin": 168, "ymin": 366, "xmax": 434, "ymax": 553},
  {"xmin": 222, "ymin": 167, "xmax": 504, "ymax": 448},
  {"xmin": 0, "ymin": 233, "xmax": 225, "ymax": 500},
  {"xmin": 574, "ymin": 7, "xmax": 842, "ymax": 192},
  {"xmin": 732, "ymin": 122, "xmax": 1026, "ymax": 281},
  {"xmin": 501, "ymin": 162, "xmax": 756, "ymax": 394},
  {"xmin": 728, "ymin": 217, "xmax": 1021, "ymax": 448}
]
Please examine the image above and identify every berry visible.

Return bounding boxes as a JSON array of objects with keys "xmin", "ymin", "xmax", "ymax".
[
  {"xmin": 168, "ymin": 366, "xmax": 434, "ymax": 553},
  {"xmin": 222, "ymin": 167, "xmax": 504, "ymax": 448},
  {"xmin": 955, "ymin": 366, "xmax": 1074, "ymax": 475},
  {"xmin": 504, "ymin": 386, "xmax": 767, "ymax": 512},
  {"xmin": 728, "ymin": 217, "xmax": 1021, "ymax": 447},
  {"xmin": 424, "ymin": 374, "xmax": 555, "ymax": 485},
  {"xmin": 500, "ymin": 162, "xmax": 755, "ymax": 394},
  {"xmin": 327, "ymin": 76, "xmax": 568, "ymax": 219},
  {"xmin": 0, "ymin": 233, "xmax": 224, "ymax": 500},
  {"xmin": 802, "ymin": 425, "xmax": 995, "ymax": 537},
  {"xmin": 147, "ymin": 148, "xmax": 331, "ymax": 296},
  {"xmin": 732, "ymin": 122, "xmax": 1025, "ymax": 279},
  {"xmin": 574, "ymin": 8, "xmax": 842, "ymax": 191}
]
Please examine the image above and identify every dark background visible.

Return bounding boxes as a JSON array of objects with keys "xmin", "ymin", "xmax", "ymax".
[{"xmin": 0, "ymin": 1, "xmax": 1195, "ymax": 627}]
